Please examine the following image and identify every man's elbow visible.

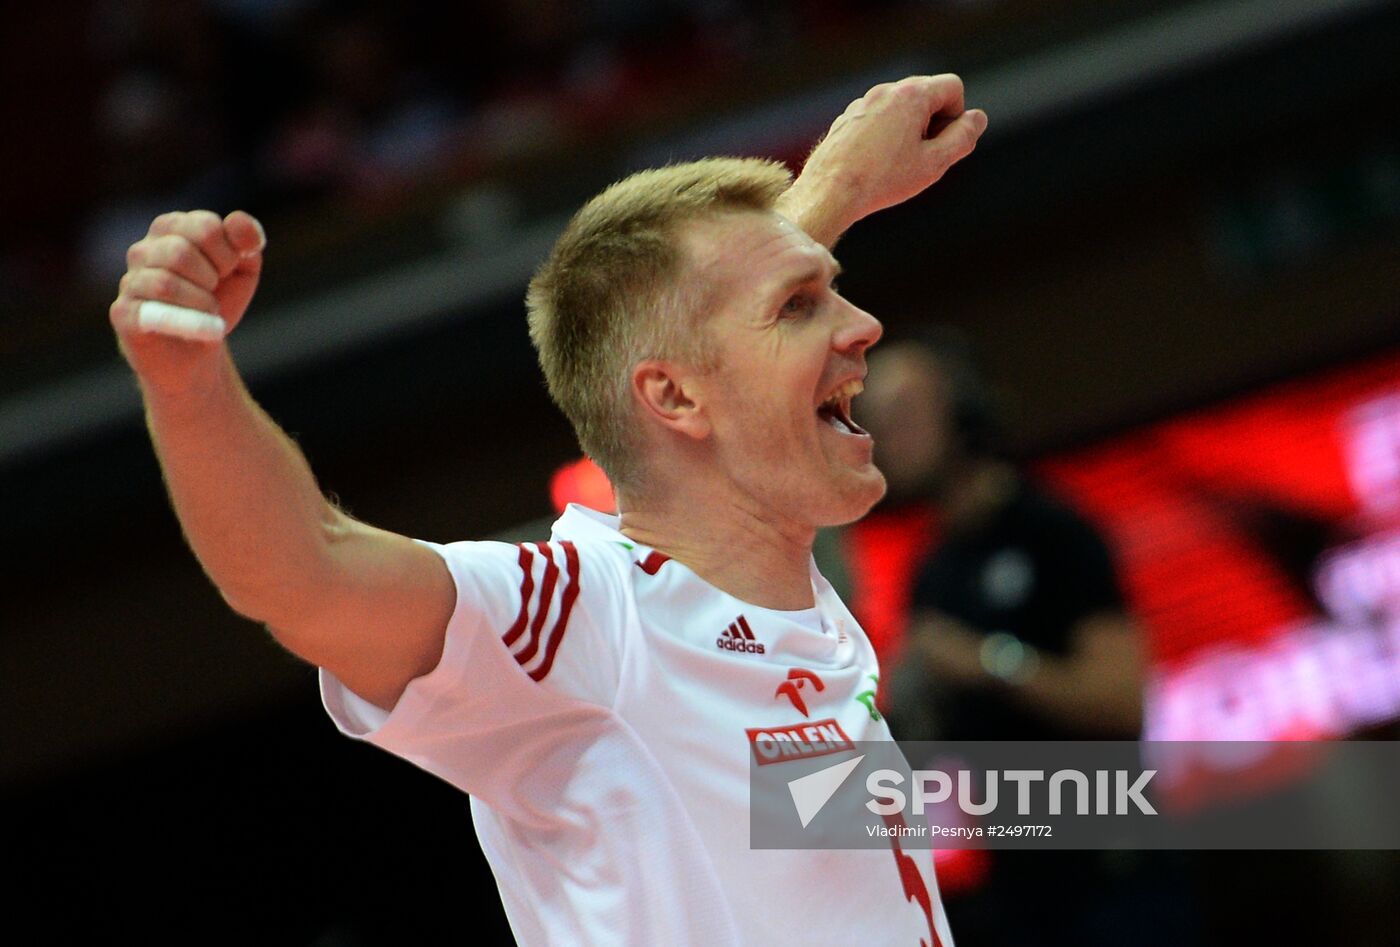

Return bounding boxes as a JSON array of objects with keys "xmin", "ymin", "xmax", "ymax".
[
  {"xmin": 216, "ymin": 575, "xmax": 336, "ymax": 661},
  {"xmin": 1103, "ymin": 658, "xmax": 1146, "ymax": 737},
  {"xmin": 217, "ymin": 581, "xmax": 275, "ymax": 626},
  {"xmin": 208, "ymin": 515, "xmax": 348, "ymax": 630}
]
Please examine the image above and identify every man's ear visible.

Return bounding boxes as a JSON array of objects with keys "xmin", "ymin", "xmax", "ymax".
[{"xmin": 632, "ymin": 360, "xmax": 711, "ymax": 440}]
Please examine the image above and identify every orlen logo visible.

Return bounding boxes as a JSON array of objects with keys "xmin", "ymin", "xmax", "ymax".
[
  {"xmin": 746, "ymin": 719, "xmax": 854, "ymax": 766},
  {"xmin": 717, "ymin": 615, "xmax": 766, "ymax": 654}
]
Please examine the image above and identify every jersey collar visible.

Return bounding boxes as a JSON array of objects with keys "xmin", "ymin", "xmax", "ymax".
[
  {"xmin": 552, "ymin": 503, "xmax": 627, "ymax": 543},
  {"xmin": 553, "ymin": 503, "xmax": 836, "ymax": 613}
]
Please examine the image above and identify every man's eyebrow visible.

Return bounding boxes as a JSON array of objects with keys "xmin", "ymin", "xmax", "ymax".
[{"xmin": 772, "ymin": 257, "xmax": 843, "ymax": 296}]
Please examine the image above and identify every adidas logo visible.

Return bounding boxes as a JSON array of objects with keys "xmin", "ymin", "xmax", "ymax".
[{"xmin": 717, "ymin": 615, "xmax": 766, "ymax": 654}]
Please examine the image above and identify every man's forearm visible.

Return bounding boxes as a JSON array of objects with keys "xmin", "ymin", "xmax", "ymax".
[
  {"xmin": 1000, "ymin": 620, "xmax": 1145, "ymax": 736},
  {"xmin": 142, "ymin": 350, "xmax": 344, "ymax": 629},
  {"xmin": 778, "ymin": 174, "xmax": 854, "ymax": 249},
  {"xmin": 1006, "ymin": 655, "xmax": 1143, "ymax": 736}
]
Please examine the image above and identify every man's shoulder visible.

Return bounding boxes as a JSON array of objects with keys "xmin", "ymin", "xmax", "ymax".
[{"xmin": 421, "ymin": 534, "xmax": 637, "ymax": 624}]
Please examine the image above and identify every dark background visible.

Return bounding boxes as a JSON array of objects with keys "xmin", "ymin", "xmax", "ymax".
[{"xmin": 3, "ymin": 0, "xmax": 1398, "ymax": 942}]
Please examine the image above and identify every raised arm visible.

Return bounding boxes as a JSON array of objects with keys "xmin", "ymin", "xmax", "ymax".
[
  {"xmin": 779, "ymin": 74, "xmax": 987, "ymax": 248},
  {"xmin": 110, "ymin": 211, "xmax": 454, "ymax": 710}
]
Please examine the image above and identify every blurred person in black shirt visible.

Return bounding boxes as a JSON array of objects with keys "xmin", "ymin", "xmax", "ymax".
[
  {"xmin": 858, "ymin": 330, "xmax": 1197, "ymax": 947},
  {"xmin": 863, "ymin": 330, "xmax": 1143, "ymax": 741}
]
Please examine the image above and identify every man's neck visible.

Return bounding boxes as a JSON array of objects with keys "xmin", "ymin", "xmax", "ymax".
[{"xmin": 616, "ymin": 493, "xmax": 818, "ymax": 610}]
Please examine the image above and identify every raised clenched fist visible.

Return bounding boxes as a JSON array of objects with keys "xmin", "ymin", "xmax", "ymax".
[
  {"xmin": 783, "ymin": 75, "xmax": 987, "ymax": 246},
  {"xmin": 110, "ymin": 210, "xmax": 265, "ymax": 391}
]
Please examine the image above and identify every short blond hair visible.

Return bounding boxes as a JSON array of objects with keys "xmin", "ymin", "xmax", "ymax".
[{"xmin": 526, "ymin": 157, "xmax": 792, "ymax": 487}]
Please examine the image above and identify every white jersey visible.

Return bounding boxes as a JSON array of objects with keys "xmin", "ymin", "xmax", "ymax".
[{"xmin": 321, "ymin": 503, "xmax": 953, "ymax": 946}]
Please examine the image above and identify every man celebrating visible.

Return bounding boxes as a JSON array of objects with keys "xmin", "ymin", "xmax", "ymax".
[{"xmin": 110, "ymin": 76, "xmax": 986, "ymax": 945}]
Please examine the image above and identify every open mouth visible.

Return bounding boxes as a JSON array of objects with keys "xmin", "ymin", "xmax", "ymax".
[{"xmin": 817, "ymin": 379, "xmax": 869, "ymax": 436}]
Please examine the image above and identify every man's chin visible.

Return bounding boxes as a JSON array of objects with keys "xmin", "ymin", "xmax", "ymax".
[{"xmin": 819, "ymin": 466, "xmax": 887, "ymax": 527}]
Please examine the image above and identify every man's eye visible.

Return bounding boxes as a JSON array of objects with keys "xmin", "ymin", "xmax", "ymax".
[{"xmin": 781, "ymin": 294, "xmax": 813, "ymax": 316}]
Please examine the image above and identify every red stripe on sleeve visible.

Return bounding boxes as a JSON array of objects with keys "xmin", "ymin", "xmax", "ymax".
[
  {"xmin": 513, "ymin": 542, "xmax": 560, "ymax": 665},
  {"xmin": 501, "ymin": 543, "xmax": 536, "ymax": 648},
  {"xmin": 529, "ymin": 541, "xmax": 581, "ymax": 682}
]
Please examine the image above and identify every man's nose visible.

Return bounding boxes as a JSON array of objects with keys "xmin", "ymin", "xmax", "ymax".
[{"xmin": 834, "ymin": 299, "xmax": 883, "ymax": 355}]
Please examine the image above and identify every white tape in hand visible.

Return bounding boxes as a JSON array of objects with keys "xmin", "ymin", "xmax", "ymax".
[{"xmin": 136, "ymin": 300, "xmax": 228, "ymax": 342}]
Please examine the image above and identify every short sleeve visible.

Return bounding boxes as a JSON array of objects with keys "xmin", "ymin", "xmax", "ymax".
[{"xmin": 319, "ymin": 538, "xmax": 627, "ymax": 810}]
